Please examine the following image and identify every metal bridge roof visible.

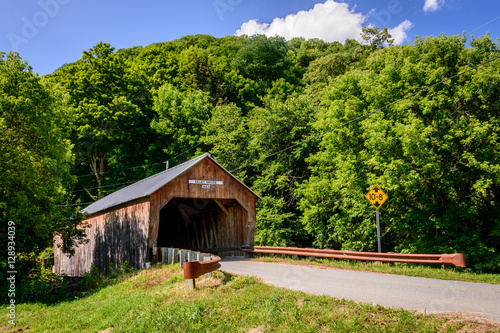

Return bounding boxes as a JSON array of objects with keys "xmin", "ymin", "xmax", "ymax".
[{"xmin": 82, "ymin": 153, "xmax": 258, "ymax": 215}]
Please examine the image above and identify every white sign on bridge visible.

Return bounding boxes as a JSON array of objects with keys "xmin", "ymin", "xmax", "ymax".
[{"xmin": 189, "ymin": 180, "xmax": 223, "ymax": 185}]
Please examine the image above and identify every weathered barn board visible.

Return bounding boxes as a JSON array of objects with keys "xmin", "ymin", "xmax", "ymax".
[
  {"xmin": 54, "ymin": 198, "xmax": 150, "ymax": 276},
  {"xmin": 53, "ymin": 153, "xmax": 258, "ymax": 276}
]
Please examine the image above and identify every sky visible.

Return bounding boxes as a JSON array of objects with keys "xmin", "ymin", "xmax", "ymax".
[{"xmin": 1, "ymin": 0, "xmax": 499, "ymax": 75}]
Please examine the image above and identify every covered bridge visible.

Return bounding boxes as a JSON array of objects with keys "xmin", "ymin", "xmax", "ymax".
[{"xmin": 54, "ymin": 153, "xmax": 259, "ymax": 276}]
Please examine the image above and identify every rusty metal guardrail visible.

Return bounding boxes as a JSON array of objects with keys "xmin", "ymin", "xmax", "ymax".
[
  {"xmin": 183, "ymin": 255, "xmax": 221, "ymax": 289},
  {"xmin": 150, "ymin": 247, "xmax": 221, "ymax": 289},
  {"xmin": 242, "ymin": 245, "xmax": 466, "ymax": 268}
]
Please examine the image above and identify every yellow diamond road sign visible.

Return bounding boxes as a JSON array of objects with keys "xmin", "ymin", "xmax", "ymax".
[{"xmin": 365, "ymin": 185, "xmax": 388, "ymax": 210}]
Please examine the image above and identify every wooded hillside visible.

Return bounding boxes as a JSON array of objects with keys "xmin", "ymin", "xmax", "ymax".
[{"xmin": 1, "ymin": 30, "xmax": 499, "ymax": 272}]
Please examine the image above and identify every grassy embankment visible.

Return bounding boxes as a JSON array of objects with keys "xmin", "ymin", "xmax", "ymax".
[{"xmin": 2, "ymin": 263, "xmax": 499, "ymax": 332}]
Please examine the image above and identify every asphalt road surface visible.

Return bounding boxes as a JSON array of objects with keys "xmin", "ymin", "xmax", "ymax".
[{"xmin": 220, "ymin": 260, "xmax": 500, "ymax": 323}]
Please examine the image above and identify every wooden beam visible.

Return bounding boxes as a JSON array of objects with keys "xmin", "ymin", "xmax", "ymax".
[
  {"xmin": 201, "ymin": 218, "xmax": 210, "ymax": 249},
  {"xmin": 214, "ymin": 199, "xmax": 230, "ymax": 216}
]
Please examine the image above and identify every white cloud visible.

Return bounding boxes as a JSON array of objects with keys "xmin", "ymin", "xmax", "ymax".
[
  {"xmin": 236, "ymin": 1, "xmax": 365, "ymax": 43},
  {"xmin": 236, "ymin": 0, "xmax": 412, "ymax": 45},
  {"xmin": 423, "ymin": 0, "xmax": 445, "ymax": 12},
  {"xmin": 388, "ymin": 20, "xmax": 413, "ymax": 45}
]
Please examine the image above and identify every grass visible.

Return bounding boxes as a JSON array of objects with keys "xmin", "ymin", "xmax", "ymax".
[
  {"xmin": 2, "ymin": 263, "xmax": 499, "ymax": 332},
  {"xmin": 254, "ymin": 255, "xmax": 500, "ymax": 285}
]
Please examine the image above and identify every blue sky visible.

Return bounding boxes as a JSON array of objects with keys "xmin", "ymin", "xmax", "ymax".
[{"xmin": 1, "ymin": 0, "xmax": 499, "ymax": 75}]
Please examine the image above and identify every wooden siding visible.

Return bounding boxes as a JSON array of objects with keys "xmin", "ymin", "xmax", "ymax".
[
  {"xmin": 148, "ymin": 158, "xmax": 257, "ymax": 252},
  {"xmin": 54, "ymin": 155, "xmax": 258, "ymax": 276},
  {"xmin": 216, "ymin": 204, "xmax": 248, "ymax": 256},
  {"xmin": 53, "ymin": 198, "xmax": 150, "ymax": 276}
]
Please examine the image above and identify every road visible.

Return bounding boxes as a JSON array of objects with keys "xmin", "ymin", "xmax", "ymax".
[{"xmin": 220, "ymin": 260, "xmax": 500, "ymax": 323}]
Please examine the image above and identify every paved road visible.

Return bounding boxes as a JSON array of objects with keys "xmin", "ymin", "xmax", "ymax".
[{"xmin": 220, "ymin": 260, "xmax": 500, "ymax": 323}]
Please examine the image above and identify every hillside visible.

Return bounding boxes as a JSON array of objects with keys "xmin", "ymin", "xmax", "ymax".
[
  {"xmin": 1, "ymin": 31, "xmax": 499, "ymax": 285},
  {"xmin": 4, "ymin": 264, "xmax": 499, "ymax": 332}
]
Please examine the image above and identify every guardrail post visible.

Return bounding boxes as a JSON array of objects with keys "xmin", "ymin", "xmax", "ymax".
[
  {"xmin": 204, "ymin": 255, "xmax": 212, "ymax": 278},
  {"xmin": 189, "ymin": 251, "xmax": 197, "ymax": 263},
  {"xmin": 161, "ymin": 248, "xmax": 168, "ymax": 263},
  {"xmin": 152, "ymin": 247, "xmax": 158, "ymax": 262},
  {"xmin": 167, "ymin": 248, "xmax": 173, "ymax": 264},
  {"xmin": 179, "ymin": 250, "xmax": 187, "ymax": 268},
  {"xmin": 185, "ymin": 277, "xmax": 196, "ymax": 290},
  {"xmin": 173, "ymin": 248, "xmax": 179, "ymax": 264},
  {"xmin": 306, "ymin": 248, "xmax": 315, "ymax": 261}
]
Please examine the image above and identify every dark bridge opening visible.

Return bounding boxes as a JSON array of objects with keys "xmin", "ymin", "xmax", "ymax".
[{"xmin": 157, "ymin": 198, "xmax": 242, "ymax": 253}]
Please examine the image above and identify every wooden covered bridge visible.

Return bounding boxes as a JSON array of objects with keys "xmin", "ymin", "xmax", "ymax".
[{"xmin": 54, "ymin": 153, "xmax": 259, "ymax": 276}]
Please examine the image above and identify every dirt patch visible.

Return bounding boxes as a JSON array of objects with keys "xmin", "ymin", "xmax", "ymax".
[
  {"xmin": 131, "ymin": 277, "xmax": 167, "ymax": 290},
  {"xmin": 247, "ymin": 325, "xmax": 266, "ymax": 333},
  {"xmin": 435, "ymin": 312, "xmax": 500, "ymax": 332},
  {"xmin": 194, "ymin": 276, "xmax": 224, "ymax": 288},
  {"xmin": 98, "ymin": 328, "xmax": 114, "ymax": 333},
  {"xmin": 0, "ymin": 325, "xmax": 30, "ymax": 332}
]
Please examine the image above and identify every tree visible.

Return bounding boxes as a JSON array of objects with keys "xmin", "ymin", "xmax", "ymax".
[
  {"xmin": 128, "ymin": 43, "xmax": 179, "ymax": 95},
  {"xmin": 303, "ymin": 39, "xmax": 371, "ymax": 95},
  {"xmin": 53, "ymin": 42, "xmax": 151, "ymax": 200},
  {"xmin": 361, "ymin": 26, "xmax": 394, "ymax": 50},
  {"xmin": 298, "ymin": 34, "xmax": 500, "ymax": 272},
  {"xmin": 245, "ymin": 95, "xmax": 319, "ymax": 246},
  {"xmin": 232, "ymin": 35, "xmax": 292, "ymax": 87},
  {"xmin": 203, "ymin": 103, "xmax": 249, "ymax": 172},
  {"xmin": 151, "ymin": 83, "xmax": 213, "ymax": 160},
  {"xmin": 0, "ymin": 52, "xmax": 85, "ymax": 267}
]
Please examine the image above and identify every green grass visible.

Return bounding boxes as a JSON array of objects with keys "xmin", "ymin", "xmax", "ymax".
[
  {"xmin": 2, "ymin": 264, "xmax": 497, "ymax": 332},
  {"xmin": 254, "ymin": 256, "xmax": 500, "ymax": 285}
]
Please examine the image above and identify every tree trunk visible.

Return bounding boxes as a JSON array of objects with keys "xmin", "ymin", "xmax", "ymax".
[{"xmin": 89, "ymin": 151, "xmax": 106, "ymax": 199}]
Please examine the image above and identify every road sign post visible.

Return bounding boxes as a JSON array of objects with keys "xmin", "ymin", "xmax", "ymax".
[
  {"xmin": 365, "ymin": 185, "xmax": 388, "ymax": 253},
  {"xmin": 376, "ymin": 209, "xmax": 381, "ymax": 253}
]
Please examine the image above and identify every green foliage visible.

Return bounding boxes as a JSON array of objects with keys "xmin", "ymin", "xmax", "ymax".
[
  {"xmin": 299, "ymin": 34, "xmax": 500, "ymax": 272},
  {"xmin": 120, "ymin": 261, "xmax": 134, "ymax": 274},
  {"xmin": 203, "ymin": 103, "xmax": 249, "ymax": 171},
  {"xmin": 4, "ymin": 30, "xmax": 499, "ymax": 276},
  {"xmin": 246, "ymin": 95, "xmax": 318, "ymax": 246},
  {"xmin": 80, "ymin": 265, "xmax": 105, "ymax": 291},
  {"xmin": 16, "ymin": 266, "xmax": 72, "ymax": 304},
  {"xmin": 0, "ymin": 52, "xmax": 88, "ymax": 302},
  {"xmin": 0, "ymin": 52, "xmax": 81, "ymax": 253},
  {"xmin": 152, "ymin": 83, "xmax": 213, "ymax": 159},
  {"xmin": 303, "ymin": 39, "xmax": 370, "ymax": 90},
  {"xmin": 361, "ymin": 26, "xmax": 394, "ymax": 49},
  {"xmin": 255, "ymin": 196, "xmax": 297, "ymax": 246},
  {"xmin": 52, "ymin": 42, "xmax": 155, "ymax": 200},
  {"xmin": 232, "ymin": 34, "xmax": 292, "ymax": 87}
]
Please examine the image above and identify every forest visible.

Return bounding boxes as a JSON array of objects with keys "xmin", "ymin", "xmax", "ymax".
[{"xmin": 1, "ymin": 28, "xmax": 499, "ymax": 282}]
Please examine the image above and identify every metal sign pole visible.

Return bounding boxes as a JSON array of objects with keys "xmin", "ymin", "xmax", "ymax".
[
  {"xmin": 365, "ymin": 185, "xmax": 387, "ymax": 254},
  {"xmin": 376, "ymin": 209, "xmax": 381, "ymax": 253}
]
